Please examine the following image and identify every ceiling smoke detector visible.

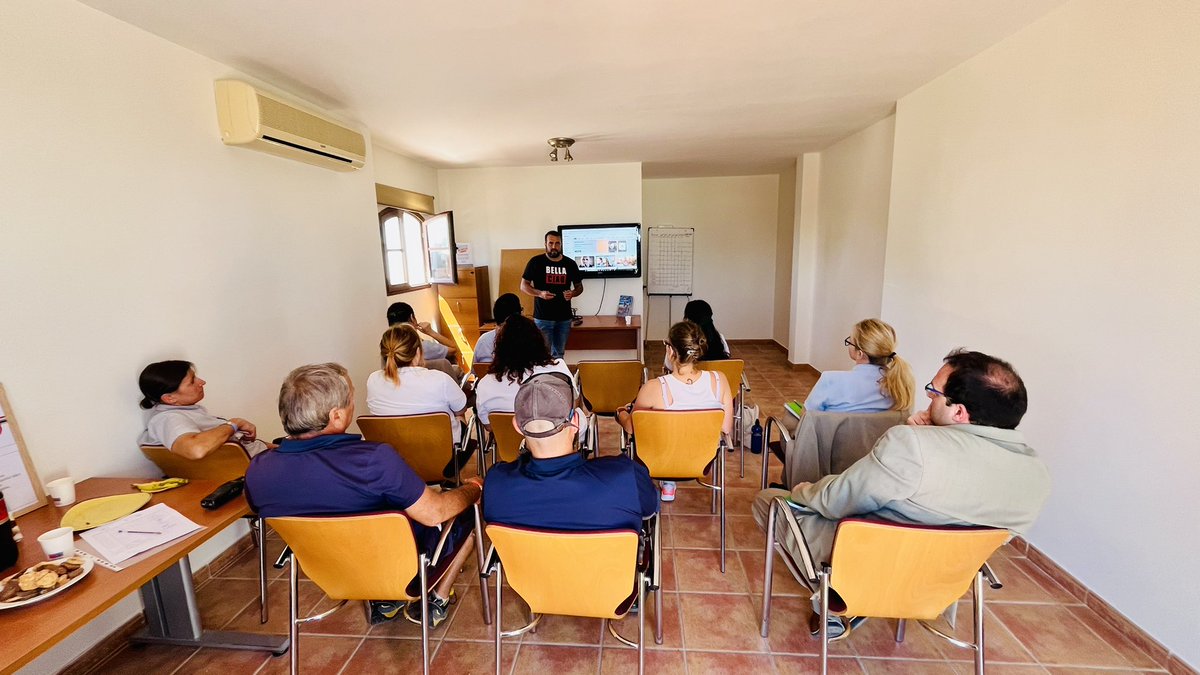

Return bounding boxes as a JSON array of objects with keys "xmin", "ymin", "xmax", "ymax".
[{"xmin": 548, "ymin": 137, "xmax": 575, "ymax": 162}]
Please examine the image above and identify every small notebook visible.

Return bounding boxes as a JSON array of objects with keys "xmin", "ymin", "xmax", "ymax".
[{"xmin": 785, "ymin": 400, "xmax": 804, "ymax": 419}]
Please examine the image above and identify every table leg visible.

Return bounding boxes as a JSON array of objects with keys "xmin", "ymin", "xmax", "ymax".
[{"xmin": 133, "ymin": 556, "xmax": 289, "ymax": 655}]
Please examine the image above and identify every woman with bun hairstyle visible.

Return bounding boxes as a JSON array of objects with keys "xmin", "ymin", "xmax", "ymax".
[
  {"xmin": 618, "ymin": 320, "xmax": 734, "ymax": 501},
  {"xmin": 803, "ymin": 318, "xmax": 915, "ymax": 413},
  {"xmin": 137, "ymin": 360, "xmax": 270, "ymax": 459}
]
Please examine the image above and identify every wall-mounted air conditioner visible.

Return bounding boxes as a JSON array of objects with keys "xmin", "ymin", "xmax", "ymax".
[{"xmin": 214, "ymin": 80, "xmax": 366, "ymax": 171}]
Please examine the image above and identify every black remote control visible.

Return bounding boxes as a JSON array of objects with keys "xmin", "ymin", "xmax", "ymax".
[{"xmin": 201, "ymin": 477, "xmax": 245, "ymax": 510}]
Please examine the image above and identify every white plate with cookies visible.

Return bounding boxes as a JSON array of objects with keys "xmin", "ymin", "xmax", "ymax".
[{"xmin": 0, "ymin": 557, "xmax": 94, "ymax": 609}]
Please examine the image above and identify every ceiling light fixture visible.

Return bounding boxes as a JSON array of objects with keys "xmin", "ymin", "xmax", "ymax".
[{"xmin": 548, "ymin": 137, "xmax": 575, "ymax": 162}]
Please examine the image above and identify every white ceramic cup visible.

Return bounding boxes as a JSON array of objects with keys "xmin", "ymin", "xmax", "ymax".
[
  {"xmin": 37, "ymin": 527, "xmax": 75, "ymax": 561},
  {"xmin": 45, "ymin": 478, "xmax": 76, "ymax": 507}
]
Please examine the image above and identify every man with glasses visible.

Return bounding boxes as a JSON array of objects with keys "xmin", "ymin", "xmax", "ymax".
[{"xmin": 752, "ymin": 349, "xmax": 1051, "ymax": 637}]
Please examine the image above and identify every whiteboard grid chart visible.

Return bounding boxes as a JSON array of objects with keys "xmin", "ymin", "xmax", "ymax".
[{"xmin": 647, "ymin": 227, "xmax": 694, "ymax": 295}]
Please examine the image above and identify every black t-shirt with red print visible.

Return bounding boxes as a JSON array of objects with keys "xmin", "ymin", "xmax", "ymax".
[{"xmin": 522, "ymin": 254, "xmax": 582, "ymax": 321}]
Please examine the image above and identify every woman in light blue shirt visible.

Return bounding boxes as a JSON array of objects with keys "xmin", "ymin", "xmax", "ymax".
[{"xmin": 804, "ymin": 319, "xmax": 915, "ymax": 413}]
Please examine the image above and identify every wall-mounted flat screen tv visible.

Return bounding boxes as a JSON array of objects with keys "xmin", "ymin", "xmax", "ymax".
[{"xmin": 558, "ymin": 223, "xmax": 641, "ymax": 279}]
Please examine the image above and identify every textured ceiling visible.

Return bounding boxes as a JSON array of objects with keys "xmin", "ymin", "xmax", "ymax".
[{"xmin": 81, "ymin": 0, "xmax": 1065, "ymax": 177}]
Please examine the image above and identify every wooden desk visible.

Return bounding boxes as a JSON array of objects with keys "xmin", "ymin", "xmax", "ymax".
[
  {"xmin": 0, "ymin": 477, "xmax": 286, "ymax": 674},
  {"xmin": 565, "ymin": 315, "xmax": 642, "ymax": 358}
]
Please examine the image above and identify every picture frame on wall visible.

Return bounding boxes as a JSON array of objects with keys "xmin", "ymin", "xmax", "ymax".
[{"xmin": 0, "ymin": 383, "xmax": 47, "ymax": 517}]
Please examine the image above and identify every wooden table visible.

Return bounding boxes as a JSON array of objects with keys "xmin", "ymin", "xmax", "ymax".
[
  {"xmin": 565, "ymin": 315, "xmax": 642, "ymax": 359},
  {"xmin": 0, "ymin": 477, "xmax": 287, "ymax": 674}
]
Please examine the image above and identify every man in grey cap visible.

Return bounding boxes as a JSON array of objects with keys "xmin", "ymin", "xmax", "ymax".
[{"xmin": 482, "ymin": 372, "xmax": 657, "ymax": 531}]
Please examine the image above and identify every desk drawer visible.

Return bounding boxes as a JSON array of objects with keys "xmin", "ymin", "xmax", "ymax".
[{"xmin": 446, "ymin": 297, "xmax": 480, "ymax": 322}]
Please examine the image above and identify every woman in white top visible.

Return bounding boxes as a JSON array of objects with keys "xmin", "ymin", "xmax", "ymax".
[
  {"xmin": 474, "ymin": 314, "xmax": 573, "ymax": 428},
  {"xmin": 366, "ymin": 324, "xmax": 473, "ymax": 477},
  {"xmin": 803, "ymin": 318, "xmax": 915, "ymax": 414},
  {"xmin": 617, "ymin": 320, "xmax": 734, "ymax": 501}
]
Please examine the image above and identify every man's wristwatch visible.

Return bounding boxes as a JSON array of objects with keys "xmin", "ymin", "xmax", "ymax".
[{"xmin": 226, "ymin": 421, "xmax": 239, "ymax": 434}]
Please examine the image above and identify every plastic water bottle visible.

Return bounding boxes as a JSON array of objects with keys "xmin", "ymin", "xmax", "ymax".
[{"xmin": 750, "ymin": 419, "xmax": 763, "ymax": 455}]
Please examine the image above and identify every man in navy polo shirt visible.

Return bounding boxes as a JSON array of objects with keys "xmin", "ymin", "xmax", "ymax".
[
  {"xmin": 482, "ymin": 372, "xmax": 657, "ymax": 532},
  {"xmin": 246, "ymin": 362, "xmax": 483, "ymax": 627}
]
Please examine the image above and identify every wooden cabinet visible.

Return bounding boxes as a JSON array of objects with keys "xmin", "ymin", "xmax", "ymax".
[{"xmin": 436, "ymin": 266, "xmax": 491, "ymax": 347}]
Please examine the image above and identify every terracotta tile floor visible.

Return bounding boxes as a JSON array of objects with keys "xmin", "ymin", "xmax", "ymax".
[{"xmin": 89, "ymin": 344, "xmax": 1169, "ymax": 674}]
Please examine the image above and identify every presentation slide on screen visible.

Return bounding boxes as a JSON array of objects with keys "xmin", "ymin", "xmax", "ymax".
[{"xmin": 561, "ymin": 227, "xmax": 640, "ymax": 274}]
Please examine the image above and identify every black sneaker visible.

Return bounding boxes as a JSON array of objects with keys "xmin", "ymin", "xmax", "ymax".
[
  {"xmin": 403, "ymin": 590, "xmax": 456, "ymax": 628},
  {"xmin": 368, "ymin": 600, "xmax": 406, "ymax": 625}
]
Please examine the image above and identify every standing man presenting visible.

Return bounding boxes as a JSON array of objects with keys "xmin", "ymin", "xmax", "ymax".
[{"xmin": 521, "ymin": 230, "xmax": 584, "ymax": 359}]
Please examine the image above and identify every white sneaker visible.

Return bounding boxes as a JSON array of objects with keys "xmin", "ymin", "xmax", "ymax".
[{"xmin": 660, "ymin": 481, "xmax": 677, "ymax": 502}]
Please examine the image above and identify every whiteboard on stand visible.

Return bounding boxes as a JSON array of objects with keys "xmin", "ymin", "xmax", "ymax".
[{"xmin": 646, "ymin": 227, "xmax": 694, "ymax": 296}]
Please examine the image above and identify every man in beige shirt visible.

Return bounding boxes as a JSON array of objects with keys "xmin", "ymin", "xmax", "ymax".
[{"xmin": 753, "ymin": 349, "xmax": 1051, "ymax": 635}]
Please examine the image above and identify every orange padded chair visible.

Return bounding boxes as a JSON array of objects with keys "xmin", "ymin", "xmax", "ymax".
[
  {"xmin": 630, "ymin": 409, "xmax": 727, "ymax": 571},
  {"xmin": 696, "ymin": 359, "xmax": 749, "ymax": 476},
  {"xmin": 760, "ymin": 497, "xmax": 1009, "ymax": 675},
  {"xmin": 141, "ymin": 443, "xmax": 268, "ymax": 624},
  {"xmin": 271, "ymin": 508, "xmax": 490, "ymax": 675},
  {"xmin": 576, "ymin": 360, "xmax": 646, "ymax": 454},
  {"xmin": 485, "ymin": 523, "xmax": 655, "ymax": 674},
  {"xmin": 478, "ymin": 411, "xmax": 525, "ymax": 468},
  {"xmin": 357, "ymin": 412, "xmax": 477, "ymax": 484}
]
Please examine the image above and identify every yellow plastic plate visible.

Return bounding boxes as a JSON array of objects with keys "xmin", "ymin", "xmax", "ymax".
[{"xmin": 60, "ymin": 493, "xmax": 152, "ymax": 531}]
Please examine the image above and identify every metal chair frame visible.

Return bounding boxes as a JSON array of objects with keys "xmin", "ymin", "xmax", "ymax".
[{"xmin": 697, "ymin": 360, "xmax": 751, "ymax": 477}]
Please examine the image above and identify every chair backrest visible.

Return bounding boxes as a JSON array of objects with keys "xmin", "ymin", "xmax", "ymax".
[
  {"xmin": 487, "ymin": 524, "xmax": 638, "ymax": 619},
  {"xmin": 630, "ymin": 409, "xmax": 724, "ymax": 479},
  {"xmin": 357, "ymin": 413, "xmax": 455, "ymax": 483},
  {"xmin": 829, "ymin": 519, "xmax": 1009, "ymax": 620},
  {"xmin": 576, "ymin": 361, "xmax": 644, "ymax": 414},
  {"xmin": 487, "ymin": 412, "xmax": 524, "ymax": 464},
  {"xmin": 269, "ymin": 513, "xmax": 420, "ymax": 601},
  {"xmin": 697, "ymin": 359, "xmax": 744, "ymax": 394},
  {"xmin": 140, "ymin": 444, "xmax": 250, "ymax": 483},
  {"xmin": 471, "ymin": 361, "xmax": 492, "ymax": 381}
]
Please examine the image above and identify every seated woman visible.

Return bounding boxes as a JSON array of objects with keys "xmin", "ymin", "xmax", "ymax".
[
  {"xmin": 618, "ymin": 320, "xmax": 734, "ymax": 501},
  {"xmin": 138, "ymin": 360, "xmax": 269, "ymax": 459},
  {"xmin": 474, "ymin": 314, "xmax": 573, "ymax": 429},
  {"xmin": 472, "ymin": 293, "xmax": 523, "ymax": 365},
  {"xmin": 804, "ymin": 318, "xmax": 915, "ymax": 413},
  {"xmin": 664, "ymin": 299, "xmax": 730, "ymax": 372},
  {"xmin": 366, "ymin": 324, "xmax": 473, "ymax": 474}
]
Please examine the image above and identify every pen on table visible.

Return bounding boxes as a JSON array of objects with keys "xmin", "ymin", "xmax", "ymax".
[{"xmin": 118, "ymin": 530, "xmax": 162, "ymax": 534}]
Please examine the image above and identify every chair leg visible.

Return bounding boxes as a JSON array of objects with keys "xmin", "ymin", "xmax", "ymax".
[
  {"xmin": 760, "ymin": 503, "xmax": 777, "ymax": 637},
  {"xmin": 288, "ymin": 551, "xmax": 299, "ymax": 675},
  {"xmin": 419, "ymin": 553, "xmax": 430, "ymax": 675},
  {"xmin": 896, "ymin": 618, "xmax": 907, "ymax": 642},
  {"xmin": 495, "ymin": 563, "xmax": 504, "ymax": 675},
  {"xmin": 738, "ymin": 387, "xmax": 746, "ymax": 478},
  {"xmin": 719, "ymin": 450, "xmax": 726, "ymax": 574},
  {"xmin": 974, "ymin": 570, "xmax": 986, "ymax": 675},
  {"xmin": 653, "ymin": 515, "xmax": 664, "ymax": 645},
  {"xmin": 255, "ymin": 517, "xmax": 268, "ymax": 624},
  {"xmin": 638, "ymin": 572, "xmax": 646, "ymax": 675},
  {"xmin": 474, "ymin": 506, "xmax": 492, "ymax": 625},
  {"xmin": 820, "ymin": 570, "xmax": 830, "ymax": 675}
]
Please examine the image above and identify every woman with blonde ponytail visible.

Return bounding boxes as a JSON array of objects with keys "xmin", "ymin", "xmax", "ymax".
[
  {"xmin": 804, "ymin": 319, "xmax": 915, "ymax": 413},
  {"xmin": 366, "ymin": 324, "xmax": 470, "ymax": 447}
]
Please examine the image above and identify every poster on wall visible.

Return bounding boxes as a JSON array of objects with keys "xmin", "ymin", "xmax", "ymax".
[
  {"xmin": 0, "ymin": 383, "xmax": 47, "ymax": 517},
  {"xmin": 455, "ymin": 243, "xmax": 473, "ymax": 267}
]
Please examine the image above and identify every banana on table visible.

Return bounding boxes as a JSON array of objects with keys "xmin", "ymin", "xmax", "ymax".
[{"xmin": 131, "ymin": 478, "xmax": 189, "ymax": 493}]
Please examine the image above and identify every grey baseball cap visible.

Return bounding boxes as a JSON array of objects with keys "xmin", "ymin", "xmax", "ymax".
[{"xmin": 514, "ymin": 372, "xmax": 575, "ymax": 438}]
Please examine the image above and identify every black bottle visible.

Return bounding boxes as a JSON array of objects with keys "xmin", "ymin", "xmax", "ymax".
[{"xmin": 0, "ymin": 490, "xmax": 19, "ymax": 571}]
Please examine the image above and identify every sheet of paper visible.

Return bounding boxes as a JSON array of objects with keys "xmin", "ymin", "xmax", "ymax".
[
  {"xmin": 0, "ymin": 419, "xmax": 39, "ymax": 514},
  {"xmin": 79, "ymin": 503, "xmax": 202, "ymax": 565}
]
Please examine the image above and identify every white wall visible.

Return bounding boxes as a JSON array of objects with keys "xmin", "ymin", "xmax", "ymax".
[
  {"xmin": 788, "ymin": 154, "xmax": 821, "ymax": 364},
  {"xmin": 1, "ymin": 1, "xmax": 431, "ymax": 670},
  {"xmin": 436, "ymin": 163, "xmax": 644, "ymax": 317},
  {"xmin": 773, "ymin": 165, "xmax": 797, "ymax": 347},
  {"xmin": 884, "ymin": 0, "xmax": 1200, "ymax": 665},
  {"xmin": 642, "ymin": 176, "xmax": 780, "ymax": 341},
  {"xmin": 809, "ymin": 116, "xmax": 895, "ymax": 371}
]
